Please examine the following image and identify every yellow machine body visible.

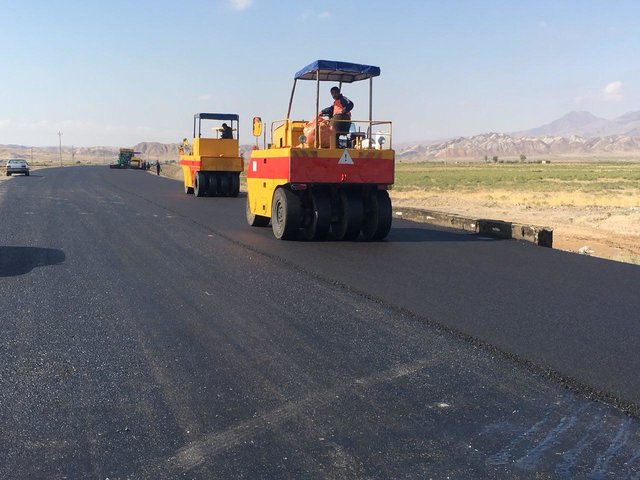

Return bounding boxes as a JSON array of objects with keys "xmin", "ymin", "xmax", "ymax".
[
  {"xmin": 180, "ymin": 138, "xmax": 243, "ymax": 191},
  {"xmin": 179, "ymin": 113, "xmax": 243, "ymax": 197}
]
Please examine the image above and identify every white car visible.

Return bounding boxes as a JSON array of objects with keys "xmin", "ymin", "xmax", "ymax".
[{"xmin": 6, "ymin": 159, "xmax": 30, "ymax": 176}]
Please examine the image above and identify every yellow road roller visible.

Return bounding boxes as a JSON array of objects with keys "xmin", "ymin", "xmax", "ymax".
[
  {"xmin": 246, "ymin": 60, "xmax": 394, "ymax": 241},
  {"xmin": 180, "ymin": 113, "xmax": 243, "ymax": 197}
]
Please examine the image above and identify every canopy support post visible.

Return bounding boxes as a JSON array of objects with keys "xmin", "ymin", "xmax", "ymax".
[
  {"xmin": 316, "ymin": 70, "xmax": 320, "ymax": 147},
  {"xmin": 286, "ymin": 79, "xmax": 297, "ymax": 119},
  {"xmin": 369, "ymin": 77, "xmax": 373, "ymax": 144}
]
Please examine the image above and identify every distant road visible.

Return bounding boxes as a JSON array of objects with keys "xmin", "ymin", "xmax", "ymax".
[{"xmin": 1, "ymin": 166, "xmax": 639, "ymax": 479}]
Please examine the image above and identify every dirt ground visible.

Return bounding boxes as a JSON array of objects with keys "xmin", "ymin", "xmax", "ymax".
[{"xmin": 391, "ymin": 189, "xmax": 640, "ymax": 265}]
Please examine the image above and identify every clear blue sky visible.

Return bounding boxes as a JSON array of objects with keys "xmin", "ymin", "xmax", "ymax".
[{"xmin": 1, "ymin": 0, "xmax": 639, "ymax": 146}]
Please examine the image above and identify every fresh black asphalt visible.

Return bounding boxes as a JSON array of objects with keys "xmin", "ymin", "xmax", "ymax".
[{"xmin": 1, "ymin": 166, "xmax": 639, "ymax": 479}]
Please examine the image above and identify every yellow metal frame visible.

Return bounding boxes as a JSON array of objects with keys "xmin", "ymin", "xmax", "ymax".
[{"xmin": 269, "ymin": 119, "xmax": 393, "ymax": 149}]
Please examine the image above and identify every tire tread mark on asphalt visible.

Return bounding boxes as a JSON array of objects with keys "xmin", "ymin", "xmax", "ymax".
[
  {"xmin": 109, "ymin": 226, "xmax": 202, "ymax": 436},
  {"xmin": 554, "ymin": 407, "xmax": 605, "ymax": 477},
  {"xmin": 138, "ymin": 342, "xmax": 201, "ymax": 437},
  {"xmin": 589, "ymin": 418, "xmax": 632, "ymax": 480},
  {"xmin": 135, "ymin": 357, "xmax": 438, "ymax": 477},
  {"xmin": 513, "ymin": 403, "xmax": 589, "ymax": 470},
  {"xmin": 67, "ymin": 179, "xmax": 184, "ymax": 462},
  {"xmin": 102, "ymin": 176, "xmax": 640, "ymax": 419},
  {"xmin": 623, "ymin": 448, "xmax": 640, "ymax": 480},
  {"xmin": 485, "ymin": 403, "xmax": 557, "ymax": 466}
]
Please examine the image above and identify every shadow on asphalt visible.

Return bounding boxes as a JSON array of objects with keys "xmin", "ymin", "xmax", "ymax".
[
  {"xmin": 387, "ymin": 227, "xmax": 499, "ymax": 243},
  {"xmin": 199, "ymin": 192, "xmax": 247, "ymax": 199},
  {"xmin": 0, "ymin": 247, "xmax": 66, "ymax": 277}
]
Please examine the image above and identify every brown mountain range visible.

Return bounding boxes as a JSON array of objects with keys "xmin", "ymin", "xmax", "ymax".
[
  {"xmin": 3, "ymin": 111, "xmax": 640, "ymax": 163},
  {"xmin": 398, "ymin": 133, "xmax": 640, "ymax": 161}
]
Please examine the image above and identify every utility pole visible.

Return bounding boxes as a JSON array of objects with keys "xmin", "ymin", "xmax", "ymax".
[
  {"xmin": 57, "ymin": 131, "xmax": 63, "ymax": 166},
  {"xmin": 71, "ymin": 145, "xmax": 75, "ymax": 164},
  {"xmin": 30, "ymin": 147, "xmax": 33, "ymax": 164}
]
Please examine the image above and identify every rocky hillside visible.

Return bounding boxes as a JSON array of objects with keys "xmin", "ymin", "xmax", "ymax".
[
  {"xmin": 398, "ymin": 133, "xmax": 640, "ymax": 161},
  {"xmin": 133, "ymin": 142, "xmax": 255, "ymax": 159},
  {"xmin": 133, "ymin": 142, "xmax": 180, "ymax": 159}
]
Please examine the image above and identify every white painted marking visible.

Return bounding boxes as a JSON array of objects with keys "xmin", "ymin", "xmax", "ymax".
[{"xmin": 144, "ymin": 357, "xmax": 437, "ymax": 474}]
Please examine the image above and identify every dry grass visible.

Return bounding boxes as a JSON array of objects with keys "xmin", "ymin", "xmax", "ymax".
[
  {"xmin": 391, "ymin": 162, "xmax": 640, "ymax": 264},
  {"xmin": 393, "ymin": 188, "xmax": 640, "ymax": 209}
]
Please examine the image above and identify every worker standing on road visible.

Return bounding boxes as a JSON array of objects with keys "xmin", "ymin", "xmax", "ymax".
[{"xmin": 155, "ymin": 160, "xmax": 161, "ymax": 176}]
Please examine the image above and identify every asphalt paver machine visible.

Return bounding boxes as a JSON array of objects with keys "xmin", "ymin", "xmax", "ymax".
[
  {"xmin": 110, "ymin": 148, "xmax": 146, "ymax": 169},
  {"xmin": 246, "ymin": 60, "xmax": 394, "ymax": 240}
]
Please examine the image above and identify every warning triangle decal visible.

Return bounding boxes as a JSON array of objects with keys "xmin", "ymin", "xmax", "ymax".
[{"xmin": 338, "ymin": 150, "xmax": 354, "ymax": 165}]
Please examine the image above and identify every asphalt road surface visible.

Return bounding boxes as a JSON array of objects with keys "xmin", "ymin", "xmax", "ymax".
[{"xmin": 1, "ymin": 166, "xmax": 640, "ymax": 479}]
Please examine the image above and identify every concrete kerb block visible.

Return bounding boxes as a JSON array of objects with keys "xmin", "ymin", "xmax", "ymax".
[
  {"xmin": 394, "ymin": 208, "xmax": 477, "ymax": 233},
  {"xmin": 393, "ymin": 207, "xmax": 553, "ymax": 248},
  {"xmin": 477, "ymin": 219, "xmax": 512, "ymax": 239},
  {"xmin": 512, "ymin": 223, "xmax": 553, "ymax": 248}
]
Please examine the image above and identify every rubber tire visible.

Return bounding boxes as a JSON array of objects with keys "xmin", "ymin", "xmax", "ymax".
[
  {"xmin": 331, "ymin": 189, "xmax": 363, "ymax": 241},
  {"xmin": 271, "ymin": 187, "xmax": 301, "ymax": 240},
  {"xmin": 207, "ymin": 173, "xmax": 219, "ymax": 196},
  {"xmin": 185, "ymin": 184, "xmax": 194, "ymax": 194},
  {"xmin": 219, "ymin": 173, "xmax": 230, "ymax": 197},
  {"xmin": 246, "ymin": 195, "xmax": 270, "ymax": 227},
  {"xmin": 25, "ymin": 172, "xmax": 30, "ymax": 176},
  {"xmin": 361, "ymin": 189, "xmax": 392, "ymax": 241},
  {"xmin": 194, "ymin": 171, "xmax": 208, "ymax": 197},
  {"xmin": 6, "ymin": 172, "xmax": 11, "ymax": 176},
  {"xmin": 302, "ymin": 190, "xmax": 331, "ymax": 240},
  {"xmin": 230, "ymin": 173, "xmax": 240, "ymax": 197}
]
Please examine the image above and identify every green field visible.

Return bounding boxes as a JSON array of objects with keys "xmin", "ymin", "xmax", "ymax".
[{"xmin": 394, "ymin": 162, "xmax": 640, "ymax": 194}]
